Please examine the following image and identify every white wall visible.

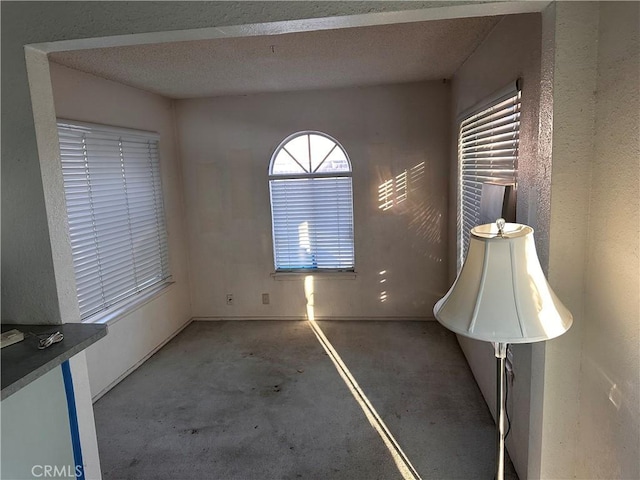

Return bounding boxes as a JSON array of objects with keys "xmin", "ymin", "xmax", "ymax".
[
  {"xmin": 49, "ymin": 63, "xmax": 193, "ymax": 399},
  {"xmin": 176, "ymin": 82, "xmax": 450, "ymax": 320},
  {"xmin": 535, "ymin": 3, "xmax": 640, "ymax": 477},
  {"xmin": 576, "ymin": 2, "xmax": 639, "ymax": 478},
  {"xmin": 449, "ymin": 13, "xmax": 542, "ymax": 479},
  {"xmin": 535, "ymin": 4, "xmax": 599, "ymax": 477}
]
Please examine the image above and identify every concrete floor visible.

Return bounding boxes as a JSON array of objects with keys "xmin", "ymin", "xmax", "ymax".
[{"xmin": 93, "ymin": 320, "xmax": 518, "ymax": 480}]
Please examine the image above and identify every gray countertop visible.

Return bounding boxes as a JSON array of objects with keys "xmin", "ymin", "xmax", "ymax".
[{"xmin": 1, "ymin": 323, "xmax": 107, "ymax": 400}]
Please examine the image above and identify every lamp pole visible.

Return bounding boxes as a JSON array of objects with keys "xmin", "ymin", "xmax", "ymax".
[{"xmin": 495, "ymin": 342, "xmax": 507, "ymax": 480}]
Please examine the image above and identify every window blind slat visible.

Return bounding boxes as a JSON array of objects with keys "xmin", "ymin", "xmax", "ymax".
[
  {"xmin": 458, "ymin": 90, "xmax": 521, "ymax": 269},
  {"xmin": 460, "ymin": 109, "xmax": 521, "ymax": 137},
  {"xmin": 58, "ymin": 120, "xmax": 170, "ymax": 320}
]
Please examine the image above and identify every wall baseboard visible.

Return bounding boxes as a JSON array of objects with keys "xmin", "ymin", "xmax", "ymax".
[
  {"xmin": 193, "ymin": 316, "xmax": 436, "ymax": 322},
  {"xmin": 91, "ymin": 317, "xmax": 193, "ymax": 403}
]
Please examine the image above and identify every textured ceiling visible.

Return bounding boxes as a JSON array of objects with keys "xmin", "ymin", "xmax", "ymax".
[{"xmin": 49, "ymin": 16, "xmax": 501, "ymax": 99}]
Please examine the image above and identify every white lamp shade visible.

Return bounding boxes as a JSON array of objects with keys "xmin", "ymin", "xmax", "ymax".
[{"xmin": 434, "ymin": 223, "xmax": 572, "ymax": 343}]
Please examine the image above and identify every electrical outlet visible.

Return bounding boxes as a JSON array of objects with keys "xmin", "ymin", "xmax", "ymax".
[
  {"xmin": 262, "ymin": 293, "xmax": 270, "ymax": 305},
  {"xmin": 226, "ymin": 294, "xmax": 234, "ymax": 305}
]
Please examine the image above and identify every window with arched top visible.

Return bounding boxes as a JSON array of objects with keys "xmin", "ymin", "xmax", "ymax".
[{"xmin": 269, "ymin": 131, "xmax": 355, "ymax": 271}]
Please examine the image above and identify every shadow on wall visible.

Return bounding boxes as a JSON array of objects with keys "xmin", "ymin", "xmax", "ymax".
[
  {"xmin": 376, "ymin": 161, "xmax": 443, "ymax": 252},
  {"xmin": 373, "ymin": 159, "xmax": 445, "ymax": 308}
]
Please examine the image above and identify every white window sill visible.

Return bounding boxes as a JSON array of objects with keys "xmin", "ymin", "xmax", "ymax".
[
  {"xmin": 82, "ymin": 281, "xmax": 176, "ymax": 326},
  {"xmin": 271, "ymin": 271, "xmax": 357, "ymax": 281}
]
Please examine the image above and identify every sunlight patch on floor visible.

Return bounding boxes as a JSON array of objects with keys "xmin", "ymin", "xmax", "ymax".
[{"xmin": 304, "ymin": 275, "xmax": 422, "ymax": 480}]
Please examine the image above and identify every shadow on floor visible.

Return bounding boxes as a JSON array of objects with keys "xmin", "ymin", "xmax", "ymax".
[{"xmin": 93, "ymin": 320, "xmax": 518, "ymax": 480}]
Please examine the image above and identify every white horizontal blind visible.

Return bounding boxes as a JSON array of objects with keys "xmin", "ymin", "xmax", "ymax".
[
  {"xmin": 269, "ymin": 132, "xmax": 355, "ymax": 271},
  {"xmin": 270, "ymin": 177, "xmax": 354, "ymax": 269},
  {"xmin": 458, "ymin": 86, "xmax": 521, "ymax": 268},
  {"xmin": 58, "ymin": 121, "xmax": 170, "ymax": 320}
]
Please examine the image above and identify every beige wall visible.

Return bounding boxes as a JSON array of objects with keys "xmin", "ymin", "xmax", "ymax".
[
  {"xmin": 576, "ymin": 2, "xmax": 639, "ymax": 478},
  {"xmin": 49, "ymin": 63, "xmax": 193, "ymax": 399},
  {"xmin": 176, "ymin": 82, "xmax": 450, "ymax": 319},
  {"xmin": 451, "ymin": 6, "xmax": 640, "ymax": 479},
  {"xmin": 449, "ymin": 13, "xmax": 542, "ymax": 479},
  {"xmin": 537, "ymin": 2, "xmax": 640, "ymax": 477},
  {"xmin": 536, "ymin": 3, "xmax": 599, "ymax": 477}
]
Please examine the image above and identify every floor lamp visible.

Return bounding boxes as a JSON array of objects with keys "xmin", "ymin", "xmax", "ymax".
[{"xmin": 433, "ymin": 219, "xmax": 573, "ymax": 480}]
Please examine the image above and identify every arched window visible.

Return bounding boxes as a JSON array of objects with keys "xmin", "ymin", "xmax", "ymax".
[{"xmin": 269, "ymin": 131, "xmax": 354, "ymax": 271}]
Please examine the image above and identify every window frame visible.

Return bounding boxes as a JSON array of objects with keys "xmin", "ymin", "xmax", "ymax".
[
  {"xmin": 457, "ymin": 81, "xmax": 522, "ymax": 271},
  {"xmin": 57, "ymin": 119, "xmax": 172, "ymax": 322},
  {"xmin": 268, "ymin": 130, "xmax": 355, "ymax": 273}
]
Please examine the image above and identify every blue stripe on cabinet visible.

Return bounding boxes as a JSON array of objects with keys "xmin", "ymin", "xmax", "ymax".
[{"xmin": 61, "ymin": 360, "xmax": 85, "ymax": 480}]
